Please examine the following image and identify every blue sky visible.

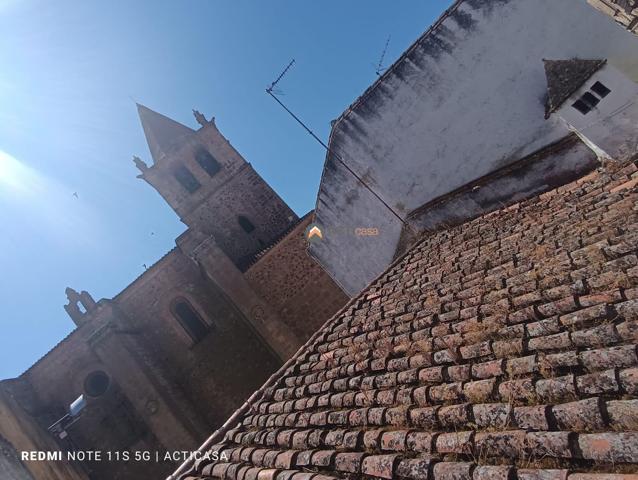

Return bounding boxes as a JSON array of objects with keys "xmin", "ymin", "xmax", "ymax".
[{"xmin": 0, "ymin": 0, "xmax": 451, "ymax": 378}]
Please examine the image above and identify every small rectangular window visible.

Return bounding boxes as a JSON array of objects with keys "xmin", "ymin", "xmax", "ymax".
[
  {"xmin": 581, "ymin": 92, "xmax": 600, "ymax": 109},
  {"xmin": 572, "ymin": 99, "xmax": 592, "ymax": 115},
  {"xmin": 591, "ymin": 81, "xmax": 611, "ymax": 98},
  {"xmin": 174, "ymin": 165, "xmax": 201, "ymax": 193}
]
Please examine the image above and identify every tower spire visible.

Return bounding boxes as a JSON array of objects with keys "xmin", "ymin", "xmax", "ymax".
[{"xmin": 136, "ymin": 103, "xmax": 195, "ymax": 164}]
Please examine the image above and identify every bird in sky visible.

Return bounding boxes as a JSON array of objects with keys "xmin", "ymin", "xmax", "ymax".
[{"xmin": 72, "ymin": 192, "xmax": 78, "ymax": 198}]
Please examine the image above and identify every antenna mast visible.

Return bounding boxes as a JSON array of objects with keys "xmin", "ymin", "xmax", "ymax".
[
  {"xmin": 267, "ymin": 59, "xmax": 295, "ymax": 94},
  {"xmin": 375, "ymin": 35, "xmax": 391, "ymax": 76}
]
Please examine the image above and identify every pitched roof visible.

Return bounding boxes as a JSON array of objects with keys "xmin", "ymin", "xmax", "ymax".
[
  {"xmin": 172, "ymin": 152, "xmax": 638, "ymax": 480},
  {"xmin": 136, "ymin": 103, "xmax": 195, "ymax": 164},
  {"xmin": 543, "ymin": 59, "xmax": 607, "ymax": 116}
]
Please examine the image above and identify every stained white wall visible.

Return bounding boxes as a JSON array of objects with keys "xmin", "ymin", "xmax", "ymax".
[
  {"xmin": 558, "ymin": 64, "xmax": 638, "ymax": 159},
  {"xmin": 311, "ymin": 0, "xmax": 638, "ymax": 296}
]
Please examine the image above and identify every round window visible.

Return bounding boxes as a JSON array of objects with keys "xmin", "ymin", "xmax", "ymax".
[{"xmin": 84, "ymin": 371, "xmax": 110, "ymax": 397}]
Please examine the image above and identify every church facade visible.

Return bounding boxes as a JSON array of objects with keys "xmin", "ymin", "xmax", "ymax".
[{"xmin": 0, "ymin": 106, "xmax": 348, "ymax": 480}]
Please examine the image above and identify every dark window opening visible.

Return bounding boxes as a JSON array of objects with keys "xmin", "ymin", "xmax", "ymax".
[
  {"xmin": 238, "ymin": 215, "xmax": 256, "ymax": 233},
  {"xmin": 591, "ymin": 81, "xmax": 611, "ymax": 98},
  {"xmin": 174, "ymin": 165, "xmax": 201, "ymax": 193},
  {"xmin": 581, "ymin": 92, "xmax": 600, "ymax": 108},
  {"xmin": 84, "ymin": 371, "xmax": 110, "ymax": 397},
  {"xmin": 572, "ymin": 99, "xmax": 592, "ymax": 115},
  {"xmin": 173, "ymin": 299, "xmax": 209, "ymax": 343},
  {"xmin": 195, "ymin": 148, "xmax": 221, "ymax": 177}
]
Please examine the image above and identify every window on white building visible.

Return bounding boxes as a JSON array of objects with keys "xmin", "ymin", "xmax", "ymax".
[
  {"xmin": 591, "ymin": 81, "xmax": 611, "ymax": 98},
  {"xmin": 572, "ymin": 99, "xmax": 592, "ymax": 115}
]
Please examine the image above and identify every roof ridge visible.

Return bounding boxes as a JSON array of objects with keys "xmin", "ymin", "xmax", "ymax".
[
  {"xmin": 18, "ymin": 328, "xmax": 78, "ymax": 378},
  {"xmin": 113, "ymin": 245, "xmax": 180, "ymax": 301},
  {"xmin": 329, "ymin": 0, "xmax": 466, "ymax": 131}
]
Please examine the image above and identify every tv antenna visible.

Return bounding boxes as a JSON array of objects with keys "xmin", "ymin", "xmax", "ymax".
[
  {"xmin": 375, "ymin": 35, "xmax": 391, "ymax": 76},
  {"xmin": 265, "ymin": 58, "xmax": 329, "ymax": 150},
  {"xmin": 265, "ymin": 58, "xmax": 413, "ymax": 230},
  {"xmin": 266, "ymin": 58, "xmax": 295, "ymax": 96}
]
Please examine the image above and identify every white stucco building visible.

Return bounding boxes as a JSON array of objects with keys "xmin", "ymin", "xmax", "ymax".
[
  {"xmin": 309, "ymin": 0, "xmax": 638, "ymax": 296},
  {"xmin": 548, "ymin": 60, "xmax": 638, "ymax": 160}
]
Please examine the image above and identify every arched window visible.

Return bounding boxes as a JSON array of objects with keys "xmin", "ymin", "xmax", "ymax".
[
  {"xmin": 195, "ymin": 148, "xmax": 221, "ymax": 177},
  {"xmin": 173, "ymin": 165, "xmax": 201, "ymax": 193},
  {"xmin": 172, "ymin": 299, "xmax": 209, "ymax": 343},
  {"xmin": 238, "ymin": 215, "xmax": 255, "ymax": 234}
]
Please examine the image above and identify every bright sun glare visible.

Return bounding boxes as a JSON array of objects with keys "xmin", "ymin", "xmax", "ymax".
[
  {"xmin": 0, "ymin": 150, "xmax": 103, "ymax": 249},
  {"xmin": 0, "ymin": 150, "xmax": 32, "ymax": 193}
]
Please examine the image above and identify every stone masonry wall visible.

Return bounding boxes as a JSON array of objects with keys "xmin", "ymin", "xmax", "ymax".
[
  {"xmin": 186, "ymin": 165, "xmax": 298, "ymax": 271},
  {"xmin": 245, "ymin": 215, "xmax": 349, "ymax": 342},
  {"xmin": 0, "ymin": 382, "xmax": 87, "ymax": 480},
  {"xmin": 113, "ymin": 248, "xmax": 281, "ymax": 429}
]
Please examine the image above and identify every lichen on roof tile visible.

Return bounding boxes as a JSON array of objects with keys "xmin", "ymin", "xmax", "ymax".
[{"xmin": 173, "ymin": 155, "xmax": 638, "ymax": 480}]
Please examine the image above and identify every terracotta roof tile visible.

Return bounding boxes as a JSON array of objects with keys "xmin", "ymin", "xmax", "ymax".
[{"xmin": 174, "ymin": 156, "xmax": 638, "ymax": 479}]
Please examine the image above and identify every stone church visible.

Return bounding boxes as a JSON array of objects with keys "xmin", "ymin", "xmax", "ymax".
[
  {"xmin": 2, "ymin": 1, "xmax": 638, "ymax": 480},
  {"xmin": 0, "ymin": 105, "xmax": 348, "ymax": 480}
]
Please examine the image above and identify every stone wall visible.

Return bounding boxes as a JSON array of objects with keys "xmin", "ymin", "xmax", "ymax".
[
  {"xmin": 186, "ymin": 165, "xmax": 297, "ymax": 270},
  {"xmin": 112, "ymin": 247, "xmax": 282, "ymax": 428},
  {"xmin": 19, "ymin": 319, "xmax": 177, "ymax": 479},
  {"xmin": 13, "ymin": 243, "xmax": 283, "ymax": 479},
  {"xmin": 0, "ymin": 381, "xmax": 87, "ymax": 480},
  {"xmin": 140, "ymin": 119, "xmax": 247, "ymax": 222},
  {"xmin": 245, "ymin": 215, "xmax": 349, "ymax": 342},
  {"xmin": 139, "ymin": 115, "xmax": 298, "ymax": 271}
]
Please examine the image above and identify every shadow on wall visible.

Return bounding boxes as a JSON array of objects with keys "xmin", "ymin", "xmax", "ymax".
[
  {"xmin": 0, "ymin": 435, "xmax": 35, "ymax": 480},
  {"xmin": 398, "ymin": 134, "xmax": 600, "ymax": 258}
]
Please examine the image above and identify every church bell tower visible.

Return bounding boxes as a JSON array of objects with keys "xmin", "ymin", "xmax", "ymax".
[{"xmin": 134, "ymin": 104, "xmax": 298, "ymax": 270}]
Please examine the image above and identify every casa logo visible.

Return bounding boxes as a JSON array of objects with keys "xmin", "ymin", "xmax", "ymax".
[{"xmin": 305, "ymin": 223, "xmax": 323, "ymax": 243}]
